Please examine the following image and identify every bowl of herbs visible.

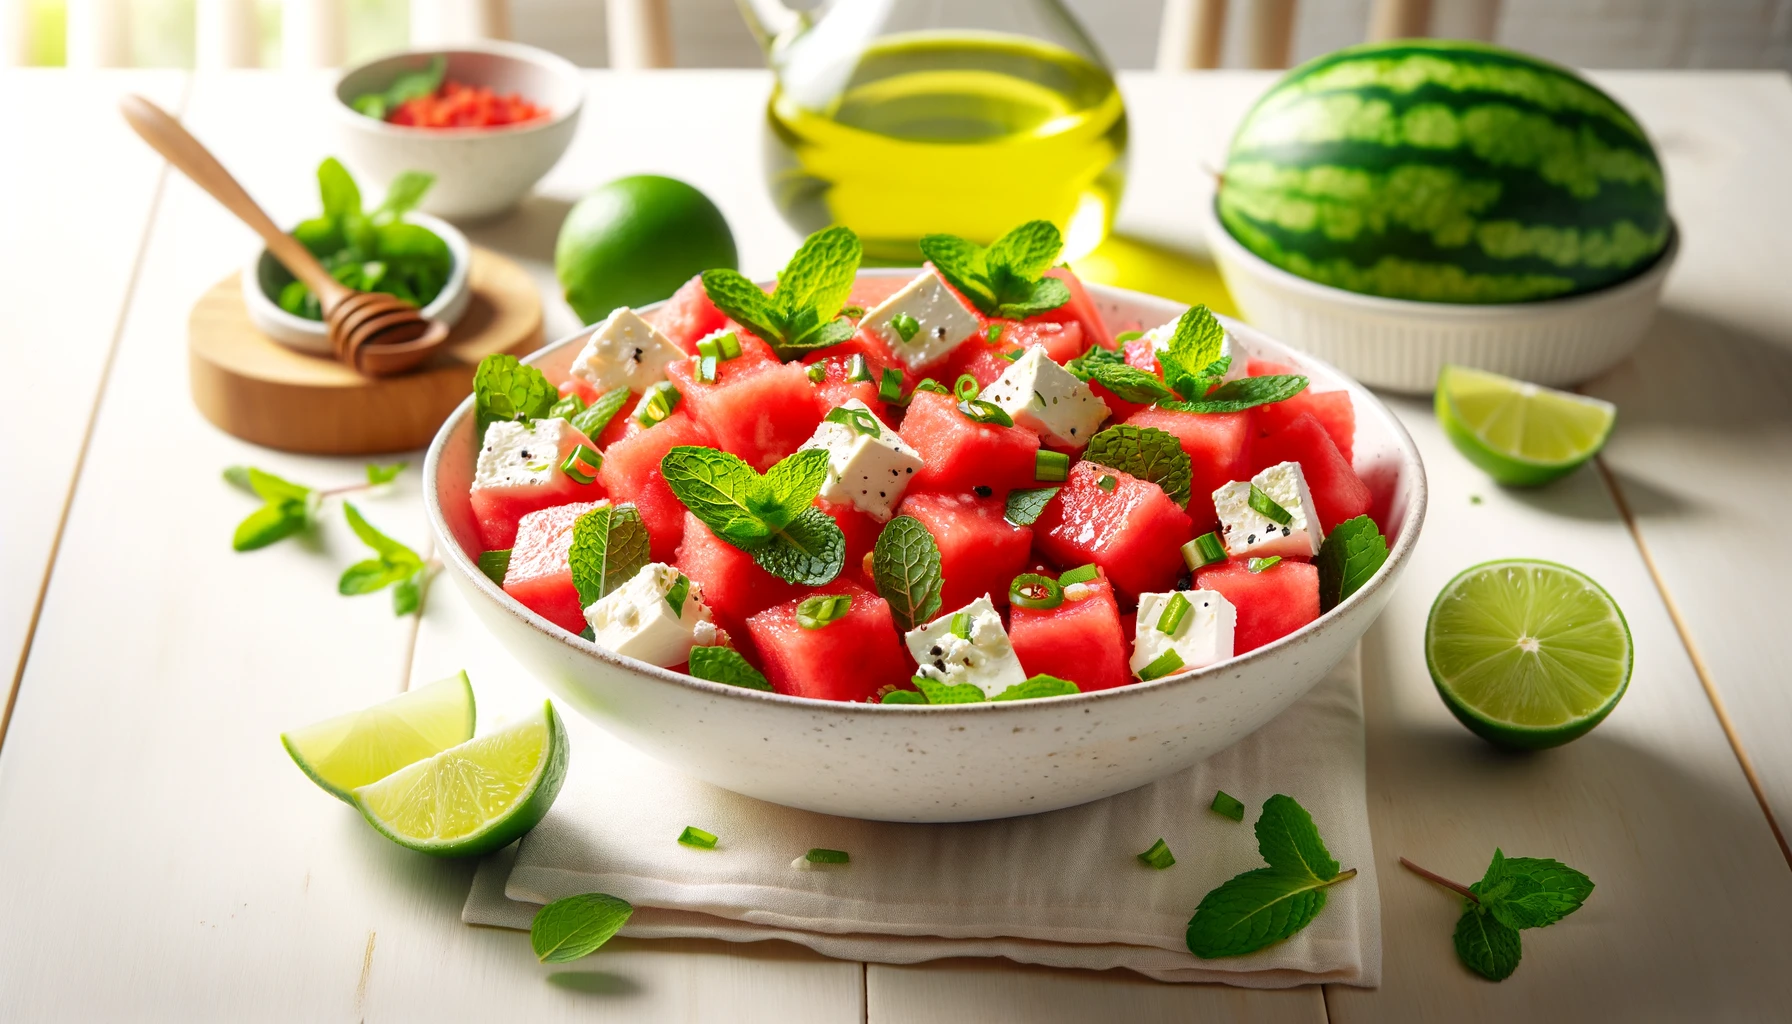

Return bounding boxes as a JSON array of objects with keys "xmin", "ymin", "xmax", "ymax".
[{"xmin": 242, "ymin": 157, "xmax": 471, "ymax": 356}]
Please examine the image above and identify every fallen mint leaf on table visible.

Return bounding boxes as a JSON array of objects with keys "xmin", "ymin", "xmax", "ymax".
[
  {"xmin": 339, "ymin": 502, "xmax": 429, "ymax": 616},
  {"xmin": 1185, "ymin": 794, "xmax": 1356, "ymax": 959},
  {"xmin": 365, "ymin": 461, "xmax": 406, "ymax": 485},
  {"xmin": 226, "ymin": 466, "xmax": 321, "ymax": 552},
  {"xmin": 1454, "ymin": 904, "xmax": 1523, "ymax": 981},
  {"xmin": 530, "ymin": 892, "xmax": 634, "ymax": 964},
  {"xmin": 1400, "ymin": 850, "xmax": 1593, "ymax": 982}
]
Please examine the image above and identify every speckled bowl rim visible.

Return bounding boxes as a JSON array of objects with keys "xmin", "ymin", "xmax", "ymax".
[
  {"xmin": 331, "ymin": 40, "xmax": 586, "ymax": 140},
  {"xmin": 422, "ymin": 272, "xmax": 1428, "ymax": 716}
]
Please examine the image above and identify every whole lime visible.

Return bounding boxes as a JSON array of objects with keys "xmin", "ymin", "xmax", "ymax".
[{"xmin": 555, "ymin": 175, "xmax": 737, "ymax": 325}]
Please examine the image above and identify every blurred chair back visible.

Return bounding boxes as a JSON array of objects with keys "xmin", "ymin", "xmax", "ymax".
[{"xmin": 1156, "ymin": 0, "xmax": 1501, "ymax": 70}]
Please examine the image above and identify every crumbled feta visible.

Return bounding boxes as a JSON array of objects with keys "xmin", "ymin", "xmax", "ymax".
[
  {"xmin": 1212, "ymin": 460, "xmax": 1322, "ymax": 559},
  {"xmin": 978, "ymin": 346, "xmax": 1109, "ymax": 449},
  {"xmin": 584, "ymin": 563, "xmax": 713, "ymax": 667},
  {"xmin": 569, "ymin": 306, "xmax": 686, "ymax": 394},
  {"xmin": 1144, "ymin": 318, "xmax": 1245, "ymax": 381},
  {"xmin": 862, "ymin": 269, "xmax": 981, "ymax": 370},
  {"xmin": 903, "ymin": 596, "xmax": 1028, "ymax": 697},
  {"xmin": 797, "ymin": 399, "xmax": 924, "ymax": 520},
  {"xmin": 1130, "ymin": 589, "xmax": 1236, "ymax": 678},
  {"xmin": 474, "ymin": 418, "xmax": 584, "ymax": 490}
]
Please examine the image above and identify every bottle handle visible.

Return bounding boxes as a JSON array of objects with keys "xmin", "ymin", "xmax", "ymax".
[{"xmin": 734, "ymin": 0, "xmax": 805, "ymax": 52}]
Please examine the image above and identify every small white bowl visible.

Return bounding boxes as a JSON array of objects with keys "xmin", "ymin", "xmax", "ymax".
[
  {"xmin": 1201, "ymin": 199, "xmax": 1679, "ymax": 394},
  {"xmin": 241, "ymin": 211, "xmax": 472, "ymax": 357},
  {"xmin": 423, "ymin": 272, "xmax": 1428, "ymax": 823},
  {"xmin": 332, "ymin": 42, "xmax": 583, "ymax": 221}
]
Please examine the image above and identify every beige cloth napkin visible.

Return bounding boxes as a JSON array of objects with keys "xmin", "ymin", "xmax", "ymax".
[{"xmin": 463, "ymin": 649, "xmax": 1379, "ymax": 987}]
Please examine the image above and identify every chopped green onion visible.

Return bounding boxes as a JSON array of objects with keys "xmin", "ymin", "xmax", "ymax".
[
  {"xmin": 665, "ymin": 573, "xmax": 691, "ymax": 617},
  {"xmin": 696, "ymin": 336, "xmax": 719, "ymax": 359},
  {"xmin": 1058, "ymin": 563, "xmax": 1099, "ymax": 587},
  {"xmin": 559, "ymin": 444, "xmax": 602, "ymax": 485},
  {"xmin": 1035, "ymin": 450, "xmax": 1070, "ymax": 482},
  {"xmin": 841, "ymin": 304, "xmax": 866, "ymax": 320},
  {"xmin": 913, "ymin": 378, "xmax": 950, "ymax": 394},
  {"xmin": 805, "ymin": 848, "xmax": 850, "ymax": 864},
  {"xmin": 949, "ymin": 611, "xmax": 971, "ymax": 639},
  {"xmin": 806, "ymin": 362, "xmax": 826, "ymax": 383},
  {"xmin": 1114, "ymin": 330, "xmax": 1144, "ymax": 344},
  {"xmin": 1010, "ymin": 573, "xmax": 1064, "ymax": 610},
  {"xmin": 1097, "ymin": 473, "xmax": 1118, "ymax": 492},
  {"xmin": 825, "ymin": 405, "xmax": 882, "ymax": 437},
  {"xmin": 1156, "ymin": 592, "xmax": 1191, "ymax": 636},
  {"xmin": 890, "ymin": 312, "xmax": 920, "ymax": 342},
  {"xmin": 477, "ymin": 549, "xmax": 511, "ymax": 585},
  {"xmin": 1137, "ymin": 838, "xmax": 1176, "ymax": 870},
  {"xmin": 796, "ymin": 593, "xmax": 852, "ymax": 630},
  {"xmin": 1138, "ymin": 648, "xmax": 1185, "ymax": 681},
  {"xmin": 678, "ymin": 825, "xmax": 718, "ymax": 849},
  {"xmin": 954, "ymin": 374, "xmax": 980, "ymax": 401},
  {"xmin": 698, "ymin": 330, "xmax": 741, "ymax": 360},
  {"xmin": 1182, "ymin": 532, "xmax": 1227, "ymax": 571},
  {"xmin": 846, "ymin": 354, "xmax": 873, "ymax": 382},
  {"xmin": 696, "ymin": 355, "xmax": 720, "ymax": 383},
  {"xmin": 547, "ymin": 392, "xmax": 587, "ymax": 419},
  {"xmin": 571, "ymin": 387, "xmax": 631, "ymax": 441},
  {"xmin": 1247, "ymin": 556, "xmax": 1281, "ymax": 573},
  {"xmin": 878, "ymin": 368, "xmax": 904, "ymax": 404},
  {"xmin": 1248, "ymin": 484, "xmax": 1293, "ymax": 526},
  {"xmin": 1211, "ymin": 790, "xmax": 1246, "ymax": 822},
  {"xmin": 958, "ymin": 399, "xmax": 1014, "ymax": 427},
  {"xmin": 1000, "ymin": 349, "xmax": 1024, "ymax": 361},
  {"xmin": 636, "ymin": 381, "xmax": 680, "ymax": 427}
]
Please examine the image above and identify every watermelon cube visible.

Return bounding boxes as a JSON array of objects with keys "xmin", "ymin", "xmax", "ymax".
[
  {"xmin": 897, "ymin": 491, "xmax": 1033, "ymax": 611},
  {"xmin": 1251, "ymin": 412, "xmax": 1372, "ymax": 533},
  {"xmin": 1034, "ymin": 462, "xmax": 1193, "ymax": 602},
  {"xmin": 650, "ymin": 275, "xmax": 729, "ymax": 354},
  {"xmin": 1009, "ymin": 574, "xmax": 1131, "ymax": 692},
  {"xmin": 939, "ymin": 319, "xmax": 1085, "ymax": 390},
  {"xmin": 746, "ymin": 579, "xmax": 912, "ymax": 702},
  {"xmin": 502, "ymin": 500, "xmax": 606, "ymax": 634},
  {"xmin": 1247, "ymin": 359, "xmax": 1356, "ymax": 464},
  {"xmin": 899, "ymin": 390, "xmax": 1040, "ymax": 497},
  {"xmin": 1038, "ymin": 267, "xmax": 1113, "ymax": 349},
  {"xmin": 800, "ymin": 331, "xmax": 895, "ymax": 411},
  {"xmin": 671, "ymin": 512, "xmax": 806, "ymax": 638},
  {"xmin": 596, "ymin": 409, "xmax": 714, "ymax": 561},
  {"xmin": 1123, "ymin": 405, "xmax": 1253, "ymax": 532},
  {"xmin": 470, "ymin": 418, "xmax": 607, "ymax": 550},
  {"xmin": 671, "ymin": 357, "xmax": 825, "ymax": 472},
  {"xmin": 1194, "ymin": 559, "xmax": 1320, "ymax": 654}
]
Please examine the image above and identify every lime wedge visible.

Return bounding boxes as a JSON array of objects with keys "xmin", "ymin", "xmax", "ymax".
[
  {"xmin": 353, "ymin": 701, "xmax": 568, "ymax": 857},
  {"xmin": 282, "ymin": 671, "xmax": 476, "ymax": 802},
  {"xmin": 1436, "ymin": 365, "xmax": 1616, "ymax": 486},
  {"xmin": 1425, "ymin": 560, "xmax": 1631, "ymax": 749}
]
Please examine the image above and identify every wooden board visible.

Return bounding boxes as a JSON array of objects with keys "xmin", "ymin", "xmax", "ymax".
[{"xmin": 187, "ymin": 246, "xmax": 543, "ymax": 455}]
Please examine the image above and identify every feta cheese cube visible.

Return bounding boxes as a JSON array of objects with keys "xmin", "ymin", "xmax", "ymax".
[
  {"xmin": 797, "ymin": 399, "xmax": 924, "ymax": 520},
  {"xmin": 978, "ymin": 346, "xmax": 1109, "ymax": 449},
  {"xmin": 583, "ymin": 563, "xmax": 714, "ymax": 667},
  {"xmin": 903, "ymin": 596, "xmax": 1029, "ymax": 697},
  {"xmin": 1130, "ymin": 589, "xmax": 1236, "ymax": 678},
  {"xmin": 475, "ymin": 418, "xmax": 584, "ymax": 490},
  {"xmin": 1212, "ymin": 460, "xmax": 1322, "ymax": 559},
  {"xmin": 862, "ymin": 269, "xmax": 981, "ymax": 371},
  {"xmin": 570, "ymin": 306, "xmax": 685, "ymax": 394},
  {"xmin": 1144, "ymin": 318, "xmax": 1245, "ymax": 381}
]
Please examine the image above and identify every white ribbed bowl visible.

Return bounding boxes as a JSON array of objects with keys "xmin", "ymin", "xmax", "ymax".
[{"xmin": 1201, "ymin": 200, "xmax": 1678, "ymax": 394}]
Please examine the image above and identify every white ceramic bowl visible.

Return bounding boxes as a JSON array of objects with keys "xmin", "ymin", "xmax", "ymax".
[
  {"xmin": 332, "ymin": 42, "xmax": 584, "ymax": 221},
  {"xmin": 240, "ymin": 211, "xmax": 472, "ymax": 356},
  {"xmin": 423, "ymin": 273, "xmax": 1428, "ymax": 822},
  {"xmin": 1201, "ymin": 199, "xmax": 1679, "ymax": 394}
]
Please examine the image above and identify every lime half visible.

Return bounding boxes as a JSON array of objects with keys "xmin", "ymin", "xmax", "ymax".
[
  {"xmin": 1426, "ymin": 560, "xmax": 1631, "ymax": 749},
  {"xmin": 1436, "ymin": 365, "xmax": 1616, "ymax": 486},
  {"xmin": 283, "ymin": 671, "xmax": 476, "ymax": 802},
  {"xmin": 353, "ymin": 701, "xmax": 568, "ymax": 857}
]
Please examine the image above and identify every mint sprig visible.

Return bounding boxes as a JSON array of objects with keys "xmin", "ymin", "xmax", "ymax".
[
  {"xmin": 700, "ymin": 226, "xmax": 862, "ymax": 360},
  {"xmin": 659, "ymin": 447, "xmax": 846, "ymax": 585},
  {"xmin": 1162, "ymin": 375, "xmax": 1311, "ymax": 415},
  {"xmin": 1150, "ymin": 305, "xmax": 1309, "ymax": 414},
  {"xmin": 918, "ymin": 220, "xmax": 1071, "ymax": 319},
  {"xmin": 688, "ymin": 646, "xmax": 773, "ymax": 691},
  {"xmin": 568, "ymin": 504, "xmax": 652, "ymax": 608},
  {"xmin": 1402, "ymin": 850, "xmax": 1593, "ymax": 982},
  {"xmin": 1185, "ymin": 794, "xmax": 1356, "ymax": 959},
  {"xmin": 530, "ymin": 892, "xmax": 634, "ymax": 964},
  {"xmin": 870, "ymin": 515, "xmax": 944, "ymax": 632},
  {"xmin": 338, "ymin": 502, "xmax": 430, "ymax": 615},
  {"xmin": 1316, "ymin": 515, "xmax": 1389, "ymax": 611},
  {"xmin": 1081, "ymin": 361, "xmax": 1176, "ymax": 404},
  {"xmin": 1083, "ymin": 425, "xmax": 1193, "ymax": 506},
  {"xmin": 474, "ymin": 353, "xmax": 558, "ymax": 442},
  {"xmin": 226, "ymin": 466, "xmax": 322, "ymax": 551},
  {"xmin": 1004, "ymin": 486, "xmax": 1060, "ymax": 527}
]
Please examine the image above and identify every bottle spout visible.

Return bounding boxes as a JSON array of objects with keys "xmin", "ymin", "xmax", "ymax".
[{"xmin": 735, "ymin": 0, "xmax": 806, "ymax": 55}]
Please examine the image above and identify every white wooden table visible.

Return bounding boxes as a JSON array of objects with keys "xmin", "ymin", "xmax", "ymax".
[{"xmin": 3, "ymin": 68, "xmax": 1791, "ymax": 1022}]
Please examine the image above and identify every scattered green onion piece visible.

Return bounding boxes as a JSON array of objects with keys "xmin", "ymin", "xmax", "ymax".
[
  {"xmin": 954, "ymin": 374, "xmax": 980, "ymax": 401},
  {"xmin": 825, "ymin": 405, "xmax": 882, "ymax": 437},
  {"xmin": 1058, "ymin": 563, "xmax": 1099, "ymax": 587},
  {"xmin": 678, "ymin": 826, "xmax": 718, "ymax": 849},
  {"xmin": 1113, "ymin": 330, "xmax": 1144, "ymax": 344},
  {"xmin": 958, "ymin": 399, "xmax": 1014, "ymax": 427},
  {"xmin": 1137, "ymin": 838, "xmax": 1176, "ymax": 870},
  {"xmin": 1210, "ymin": 790, "xmax": 1246, "ymax": 822},
  {"xmin": 806, "ymin": 362, "xmax": 826, "ymax": 383},
  {"xmin": 986, "ymin": 323, "xmax": 1003, "ymax": 344},
  {"xmin": 805, "ymin": 848, "xmax": 850, "ymax": 865},
  {"xmin": 636, "ymin": 381, "xmax": 681, "ymax": 427},
  {"xmin": 1138, "ymin": 648, "xmax": 1185, "ymax": 681},
  {"xmin": 665, "ymin": 573, "xmax": 691, "ymax": 617},
  {"xmin": 890, "ymin": 312, "xmax": 920, "ymax": 342},
  {"xmin": 1247, "ymin": 556, "xmax": 1282, "ymax": 573},
  {"xmin": 949, "ymin": 611, "xmax": 971, "ymax": 639},
  {"xmin": 477, "ymin": 549, "xmax": 511, "ymax": 585},
  {"xmin": 1000, "ymin": 349, "xmax": 1024, "ymax": 362},
  {"xmin": 1097, "ymin": 473, "xmax": 1118, "ymax": 493},
  {"xmin": 696, "ymin": 355, "xmax": 719, "ymax": 383},
  {"xmin": 1035, "ymin": 450, "xmax": 1069, "ymax": 482},
  {"xmin": 1009, "ymin": 573, "xmax": 1065, "ymax": 610},
  {"xmin": 547, "ymin": 392, "xmax": 587, "ymax": 420},
  {"xmin": 913, "ymin": 378, "xmax": 950, "ymax": 394},
  {"xmin": 559, "ymin": 445, "xmax": 602, "ymax": 486},
  {"xmin": 846, "ymin": 354, "xmax": 873, "ymax": 382},
  {"xmin": 796, "ymin": 593, "xmax": 852, "ymax": 630},
  {"xmin": 1248, "ymin": 484, "xmax": 1294, "ymax": 526},
  {"xmin": 878, "ymin": 368, "xmax": 904, "ymax": 404},
  {"xmin": 719, "ymin": 331, "xmax": 741, "ymax": 359},
  {"xmin": 1182, "ymin": 532, "xmax": 1227, "ymax": 571},
  {"xmin": 1156, "ymin": 592, "xmax": 1192, "ymax": 636},
  {"xmin": 696, "ymin": 336, "xmax": 720, "ymax": 359}
]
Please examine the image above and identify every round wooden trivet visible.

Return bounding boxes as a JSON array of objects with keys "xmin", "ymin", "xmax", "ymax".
[{"xmin": 188, "ymin": 245, "xmax": 544, "ymax": 454}]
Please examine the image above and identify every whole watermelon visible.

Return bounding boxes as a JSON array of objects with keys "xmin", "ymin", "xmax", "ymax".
[{"xmin": 1217, "ymin": 40, "xmax": 1670, "ymax": 304}]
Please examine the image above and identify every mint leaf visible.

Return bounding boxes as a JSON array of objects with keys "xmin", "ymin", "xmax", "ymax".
[
  {"xmin": 1083, "ymin": 425, "xmax": 1193, "ymax": 506},
  {"xmin": 245, "ymin": 467, "xmax": 313, "ymax": 504},
  {"xmin": 366, "ymin": 461, "xmax": 406, "ymax": 485},
  {"xmin": 702, "ymin": 227, "xmax": 861, "ymax": 360},
  {"xmin": 880, "ymin": 689, "xmax": 928, "ymax": 704},
  {"xmin": 375, "ymin": 171, "xmax": 434, "ymax": 221},
  {"xmin": 660, "ymin": 446, "xmax": 772, "ymax": 546},
  {"xmin": 754, "ymin": 507, "xmax": 846, "ymax": 585},
  {"xmin": 985, "ymin": 219, "xmax": 1063, "ymax": 280},
  {"xmin": 994, "ymin": 276, "xmax": 1070, "ymax": 321},
  {"xmin": 1473, "ymin": 850, "xmax": 1594, "ymax": 932},
  {"xmin": 317, "ymin": 157, "xmax": 362, "ymax": 222},
  {"xmin": 700, "ymin": 269, "xmax": 783, "ymax": 349},
  {"xmin": 1065, "ymin": 344, "xmax": 1125, "ymax": 382},
  {"xmin": 530, "ymin": 893, "xmax": 634, "ymax": 964},
  {"xmin": 222, "ymin": 465, "xmax": 255, "ymax": 492},
  {"xmin": 1157, "ymin": 304, "xmax": 1227, "ymax": 401},
  {"xmin": 1004, "ymin": 486, "xmax": 1060, "ymax": 527},
  {"xmin": 918, "ymin": 221, "xmax": 1070, "ymax": 318},
  {"xmin": 473, "ymin": 353, "xmax": 558, "ymax": 442},
  {"xmin": 339, "ymin": 503, "xmax": 426, "ymax": 614},
  {"xmin": 339, "ymin": 558, "xmax": 410, "ymax": 594},
  {"xmin": 1185, "ymin": 794, "xmax": 1355, "ymax": 959},
  {"xmin": 917, "ymin": 234, "xmax": 996, "ymax": 312},
  {"xmin": 1454, "ymin": 906, "xmax": 1522, "ymax": 981},
  {"xmin": 391, "ymin": 571, "xmax": 425, "ymax": 615},
  {"xmin": 232, "ymin": 500, "xmax": 310, "ymax": 552},
  {"xmin": 759, "ymin": 448, "xmax": 830, "ymax": 528},
  {"xmin": 571, "ymin": 386, "xmax": 631, "ymax": 442},
  {"xmin": 568, "ymin": 504, "xmax": 652, "ymax": 607},
  {"xmin": 344, "ymin": 502, "xmax": 421, "ymax": 568},
  {"xmin": 1082, "ymin": 361, "xmax": 1176, "ymax": 404},
  {"xmin": 915, "ymin": 676, "xmax": 986, "ymax": 704},
  {"xmin": 871, "ymin": 515, "xmax": 944, "ymax": 632},
  {"xmin": 1161, "ymin": 375, "xmax": 1309, "ymax": 415},
  {"xmin": 990, "ymin": 674, "xmax": 1080, "ymax": 700},
  {"xmin": 1316, "ymin": 515, "xmax": 1389, "ymax": 612},
  {"xmin": 1255, "ymin": 794, "xmax": 1341, "ymax": 881},
  {"xmin": 688, "ymin": 646, "xmax": 773, "ymax": 691}
]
